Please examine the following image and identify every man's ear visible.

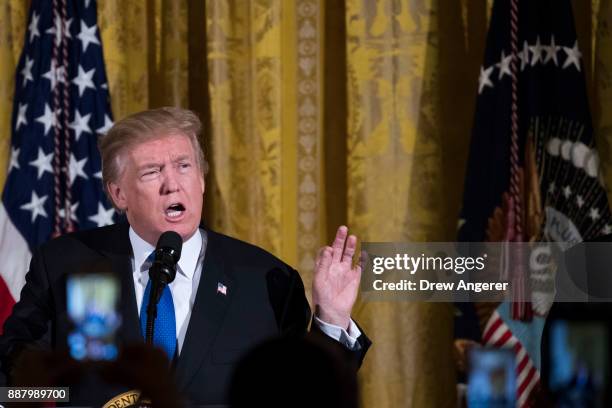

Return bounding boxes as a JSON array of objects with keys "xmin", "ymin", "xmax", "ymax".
[{"xmin": 107, "ymin": 181, "xmax": 127, "ymax": 211}]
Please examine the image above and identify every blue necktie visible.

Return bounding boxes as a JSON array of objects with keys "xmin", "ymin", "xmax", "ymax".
[{"xmin": 140, "ymin": 274, "xmax": 177, "ymax": 360}]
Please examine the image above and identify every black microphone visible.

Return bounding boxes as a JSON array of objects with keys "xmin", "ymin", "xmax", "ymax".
[{"xmin": 145, "ymin": 231, "xmax": 182, "ymax": 346}]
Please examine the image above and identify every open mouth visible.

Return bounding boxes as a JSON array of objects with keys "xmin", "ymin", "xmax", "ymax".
[{"xmin": 165, "ymin": 203, "xmax": 186, "ymax": 219}]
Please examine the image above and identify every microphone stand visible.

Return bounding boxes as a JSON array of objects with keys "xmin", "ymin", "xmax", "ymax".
[
  {"xmin": 145, "ymin": 279, "xmax": 164, "ymax": 346},
  {"xmin": 145, "ymin": 254, "xmax": 177, "ymax": 346},
  {"xmin": 138, "ymin": 231, "xmax": 181, "ymax": 408}
]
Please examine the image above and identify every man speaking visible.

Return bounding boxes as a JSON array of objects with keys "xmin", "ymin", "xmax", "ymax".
[{"xmin": 0, "ymin": 107, "xmax": 370, "ymax": 405}]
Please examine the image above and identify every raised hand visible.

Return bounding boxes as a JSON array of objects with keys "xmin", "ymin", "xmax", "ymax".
[{"xmin": 312, "ymin": 225, "xmax": 362, "ymax": 329}]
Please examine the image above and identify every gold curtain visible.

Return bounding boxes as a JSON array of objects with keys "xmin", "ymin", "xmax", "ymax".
[
  {"xmin": 97, "ymin": 0, "xmax": 189, "ymax": 117},
  {"xmin": 594, "ymin": 0, "xmax": 612, "ymax": 190},
  {"xmin": 1, "ymin": 0, "xmax": 612, "ymax": 406},
  {"xmin": 345, "ymin": 1, "xmax": 485, "ymax": 406},
  {"xmin": 0, "ymin": 0, "xmax": 29, "ymax": 191}
]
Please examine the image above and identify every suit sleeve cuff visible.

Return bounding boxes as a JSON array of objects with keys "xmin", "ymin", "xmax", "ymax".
[{"xmin": 313, "ymin": 316, "xmax": 362, "ymax": 350}]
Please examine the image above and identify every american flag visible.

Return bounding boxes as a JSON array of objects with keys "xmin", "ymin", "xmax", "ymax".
[
  {"xmin": 481, "ymin": 305, "xmax": 541, "ymax": 407},
  {"xmin": 0, "ymin": 0, "xmax": 117, "ymax": 333},
  {"xmin": 217, "ymin": 282, "xmax": 227, "ymax": 296},
  {"xmin": 458, "ymin": 0, "xmax": 610, "ymax": 406}
]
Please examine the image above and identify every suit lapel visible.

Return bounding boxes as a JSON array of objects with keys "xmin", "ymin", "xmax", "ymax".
[
  {"xmin": 112, "ymin": 252, "xmax": 142, "ymax": 344},
  {"xmin": 174, "ymin": 230, "xmax": 236, "ymax": 389},
  {"xmin": 97, "ymin": 223, "xmax": 142, "ymax": 344}
]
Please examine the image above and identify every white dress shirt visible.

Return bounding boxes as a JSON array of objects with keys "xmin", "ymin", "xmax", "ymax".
[{"xmin": 129, "ymin": 227, "xmax": 361, "ymax": 354}]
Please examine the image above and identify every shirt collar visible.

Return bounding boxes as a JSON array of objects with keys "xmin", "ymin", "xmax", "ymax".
[{"xmin": 129, "ymin": 227, "xmax": 202, "ymax": 280}]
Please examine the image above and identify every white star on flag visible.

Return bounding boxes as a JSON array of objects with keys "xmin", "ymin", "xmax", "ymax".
[
  {"xmin": 603, "ymin": 224, "xmax": 612, "ymax": 235},
  {"xmin": 518, "ymin": 41, "xmax": 530, "ymax": 71},
  {"xmin": 96, "ymin": 114, "xmax": 114, "ymax": 135},
  {"xmin": 21, "ymin": 56, "xmax": 34, "ymax": 87},
  {"xmin": 46, "ymin": 15, "xmax": 72, "ymax": 47},
  {"xmin": 29, "ymin": 148, "xmax": 54, "ymax": 180},
  {"xmin": 69, "ymin": 154, "xmax": 89, "ymax": 185},
  {"xmin": 77, "ymin": 20, "xmax": 100, "ymax": 52},
  {"xmin": 562, "ymin": 41, "xmax": 582, "ymax": 71},
  {"xmin": 478, "ymin": 65, "xmax": 494, "ymax": 94},
  {"xmin": 28, "ymin": 12, "xmax": 40, "ymax": 43},
  {"xmin": 94, "ymin": 170, "xmax": 102, "ymax": 179},
  {"xmin": 59, "ymin": 202, "xmax": 79, "ymax": 222},
  {"xmin": 42, "ymin": 62, "xmax": 65, "ymax": 91},
  {"xmin": 20, "ymin": 191, "xmax": 48, "ymax": 222},
  {"xmin": 543, "ymin": 35, "xmax": 561, "ymax": 65},
  {"xmin": 576, "ymin": 195, "xmax": 584, "ymax": 208},
  {"xmin": 529, "ymin": 36, "xmax": 544, "ymax": 66},
  {"xmin": 88, "ymin": 203, "xmax": 115, "ymax": 227},
  {"xmin": 9, "ymin": 147, "xmax": 20, "ymax": 171},
  {"xmin": 35, "ymin": 104, "xmax": 58, "ymax": 136},
  {"xmin": 16, "ymin": 103, "xmax": 28, "ymax": 131},
  {"xmin": 548, "ymin": 182, "xmax": 555, "ymax": 194},
  {"xmin": 496, "ymin": 50, "xmax": 512, "ymax": 80},
  {"xmin": 563, "ymin": 185, "xmax": 572, "ymax": 198},
  {"xmin": 69, "ymin": 111, "xmax": 92, "ymax": 141},
  {"xmin": 589, "ymin": 207, "xmax": 601, "ymax": 221},
  {"xmin": 72, "ymin": 65, "xmax": 96, "ymax": 96}
]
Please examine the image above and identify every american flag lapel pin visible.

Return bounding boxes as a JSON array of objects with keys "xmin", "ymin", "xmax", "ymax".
[{"xmin": 217, "ymin": 282, "xmax": 227, "ymax": 296}]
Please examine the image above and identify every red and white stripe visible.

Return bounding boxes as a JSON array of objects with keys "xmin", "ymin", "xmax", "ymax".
[
  {"xmin": 0, "ymin": 204, "xmax": 33, "ymax": 334},
  {"xmin": 482, "ymin": 310, "xmax": 540, "ymax": 408}
]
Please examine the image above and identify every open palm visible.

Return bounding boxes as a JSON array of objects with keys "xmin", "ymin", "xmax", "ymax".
[{"xmin": 312, "ymin": 225, "xmax": 362, "ymax": 329}]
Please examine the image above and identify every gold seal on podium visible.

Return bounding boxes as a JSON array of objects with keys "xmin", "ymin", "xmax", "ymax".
[{"xmin": 102, "ymin": 390, "xmax": 151, "ymax": 408}]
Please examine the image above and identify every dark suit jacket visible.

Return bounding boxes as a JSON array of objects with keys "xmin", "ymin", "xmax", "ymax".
[{"xmin": 0, "ymin": 223, "xmax": 371, "ymax": 406}]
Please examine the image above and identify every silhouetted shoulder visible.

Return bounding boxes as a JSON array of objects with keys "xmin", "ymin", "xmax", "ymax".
[{"xmin": 36, "ymin": 223, "xmax": 130, "ymax": 256}]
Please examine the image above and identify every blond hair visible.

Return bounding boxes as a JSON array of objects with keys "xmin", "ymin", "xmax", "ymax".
[{"xmin": 99, "ymin": 107, "xmax": 208, "ymax": 198}]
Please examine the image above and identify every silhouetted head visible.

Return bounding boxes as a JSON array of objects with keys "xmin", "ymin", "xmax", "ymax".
[{"xmin": 229, "ymin": 333, "xmax": 358, "ymax": 408}]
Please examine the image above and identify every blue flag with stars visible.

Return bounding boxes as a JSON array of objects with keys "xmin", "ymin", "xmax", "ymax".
[
  {"xmin": 456, "ymin": 0, "xmax": 612, "ymax": 405},
  {"xmin": 0, "ymin": 0, "xmax": 117, "ymax": 330}
]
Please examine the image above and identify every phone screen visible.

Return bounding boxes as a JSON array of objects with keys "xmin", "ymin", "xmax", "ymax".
[
  {"xmin": 467, "ymin": 348, "xmax": 516, "ymax": 408},
  {"xmin": 548, "ymin": 320, "xmax": 609, "ymax": 407},
  {"xmin": 66, "ymin": 273, "xmax": 121, "ymax": 361}
]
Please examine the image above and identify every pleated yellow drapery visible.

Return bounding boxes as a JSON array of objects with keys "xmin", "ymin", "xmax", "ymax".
[
  {"xmin": 345, "ymin": 0, "xmax": 486, "ymax": 406},
  {"xmin": 97, "ymin": 0, "xmax": 189, "ymax": 118},
  {"xmin": 1, "ymin": 0, "xmax": 612, "ymax": 406},
  {"xmin": 0, "ymin": 0, "xmax": 29, "ymax": 191},
  {"xmin": 594, "ymin": 0, "xmax": 612, "ymax": 192},
  {"xmin": 204, "ymin": 0, "xmax": 326, "ymax": 293}
]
